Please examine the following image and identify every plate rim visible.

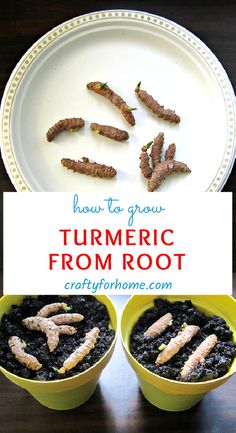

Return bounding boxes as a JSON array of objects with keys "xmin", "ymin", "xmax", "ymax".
[{"xmin": 1, "ymin": 8, "xmax": 235, "ymax": 192}]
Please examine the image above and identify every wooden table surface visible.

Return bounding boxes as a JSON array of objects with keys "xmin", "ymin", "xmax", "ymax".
[{"xmin": 0, "ymin": 1, "xmax": 235, "ymax": 432}]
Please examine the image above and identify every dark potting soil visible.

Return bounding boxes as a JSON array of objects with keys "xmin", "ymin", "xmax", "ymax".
[
  {"xmin": 0, "ymin": 295, "xmax": 115, "ymax": 381},
  {"xmin": 130, "ymin": 298, "xmax": 236, "ymax": 382}
]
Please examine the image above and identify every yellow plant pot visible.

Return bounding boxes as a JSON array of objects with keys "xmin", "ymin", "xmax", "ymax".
[
  {"xmin": 0, "ymin": 295, "xmax": 117, "ymax": 410},
  {"xmin": 121, "ymin": 295, "xmax": 236, "ymax": 412}
]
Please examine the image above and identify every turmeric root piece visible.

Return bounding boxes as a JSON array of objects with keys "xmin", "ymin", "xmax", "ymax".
[
  {"xmin": 61, "ymin": 157, "xmax": 117, "ymax": 178},
  {"xmin": 57, "ymin": 325, "xmax": 77, "ymax": 335},
  {"xmin": 181, "ymin": 334, "xmax": 218, "ymax": 379},
  {"xmin": 140, "ymin": 134, "xmax": 191, "ymax": 191},
  {"xmin": 46, "ymin": 118, "xmax": 85, "ymax": 142},
  {"xmin": 50, "ymin": 313, "xmax": 84, "ymax": 325},
  {"xmin": 22, "ymin": 317, "xmax": 59, "ymax": 352},
  {"xmin": 156, "ymin": 325, "xmax": 200, "ymax": 365},
  {"xmin": 135, "ymin": 82, "xmax": 180, "ymax": 123},
  {"xmin": 37, "ymin": 302, "xmax": 69, "ymax": 318},
  {"xmin": 90, "ymin": 122, "xmax": 129, "ymax": 141},
  {"xmin": 164, "ymin": 143, "xmax": 176, "ymax": 160},
  {"xmin": 87, "ymin": 82, "xmax": 136, "ymax": 126},
  {"xmin": 8, "ymin": 336, "xmax": 42, "ymax": 371},
  {"xmin": 59, "ymin": 327, "xmax": 100, "ymax": 374},
  {"xmin": 139, "ymin": 141, "xmax": 153, "ymax": 179},
  {"xmin": 148, "ymin": 159, "xmax": 191, "ymax": 192},
  {"xmin": 144, "ymin": 313, "xmax": 173, "ymax": 338},
  {"xmin": 150, "ymin": 132, "xmax": 164, "ymax": 168}
]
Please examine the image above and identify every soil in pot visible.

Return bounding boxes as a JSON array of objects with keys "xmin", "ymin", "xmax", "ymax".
[
  {"xmin": 130, "ymin": 298, "xmax": 236, "ymax": 382},
  {"xmin": 0, "ymin": 295, "xmax": 115, "ymax": 381}
]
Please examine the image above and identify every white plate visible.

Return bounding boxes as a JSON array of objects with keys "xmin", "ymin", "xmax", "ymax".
[{"xmin": 0, "ymin": 10, "xmax": 235, "ymax": 192}]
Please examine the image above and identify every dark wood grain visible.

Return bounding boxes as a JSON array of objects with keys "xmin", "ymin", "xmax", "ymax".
[{"xmin": 0, "ymin": 292, "xmax": 235, "ymax": 433}]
